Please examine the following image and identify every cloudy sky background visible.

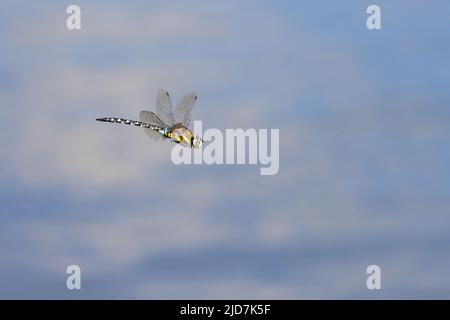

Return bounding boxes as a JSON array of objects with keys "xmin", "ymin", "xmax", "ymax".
[{"xmin": 0, "ymin": 0, "xmax": 449, "ymax": 298}]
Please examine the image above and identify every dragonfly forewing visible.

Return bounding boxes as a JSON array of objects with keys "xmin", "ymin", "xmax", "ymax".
[{"xmin": 175, "ymin": 91, "xmax": 197, "ymax": 128}]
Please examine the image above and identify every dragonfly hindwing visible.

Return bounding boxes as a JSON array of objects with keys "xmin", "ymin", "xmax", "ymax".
[
  {"xmin": 139, "ymin": 111, "xmax": 168, "ymax": 141},
  {"xmin": 156, "ymin": 89, "xmax": 177, "ymax": 127}
]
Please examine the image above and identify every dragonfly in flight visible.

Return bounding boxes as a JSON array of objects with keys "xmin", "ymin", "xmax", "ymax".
[{"xmin": 96, "ymin": 89, "xmax": 203, "ymax": 149}]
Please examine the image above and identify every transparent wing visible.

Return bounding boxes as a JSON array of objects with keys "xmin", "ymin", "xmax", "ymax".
[
  {"xmin": 139, "ymin": 111, "xmax": 167, "ymax": 141},
  {"xmin": 156, "ymin": 89, "xmax": 177, "ymax": 126},
  {"xmin": 175, "ymin": 91, "xmax": 197, "ymax": 127}
]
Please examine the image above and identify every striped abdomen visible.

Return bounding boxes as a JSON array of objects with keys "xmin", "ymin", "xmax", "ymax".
[{"xmin": 96, "ymin": 117, "xmax": 162, "ymax": 130}]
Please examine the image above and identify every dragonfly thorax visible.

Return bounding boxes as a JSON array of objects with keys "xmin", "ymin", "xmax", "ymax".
[{"xmin": 168, "ymin": 126, "xmax": 194, "ymax": 147}]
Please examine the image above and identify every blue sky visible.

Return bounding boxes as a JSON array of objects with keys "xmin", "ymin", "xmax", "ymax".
[{"xmin": 0, "ymin": 0, "xmax": 449, "ymax": 298}]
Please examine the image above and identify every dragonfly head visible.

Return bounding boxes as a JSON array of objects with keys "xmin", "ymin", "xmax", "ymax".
[{"xmin": 191, "ymin": 136, "xmax": 203, "ymax": 149}]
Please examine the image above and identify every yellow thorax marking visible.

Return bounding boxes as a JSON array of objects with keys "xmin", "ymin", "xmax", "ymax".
[{"xmin": 182, "ymin": 135, "xmax": 190, "ymax": 144}]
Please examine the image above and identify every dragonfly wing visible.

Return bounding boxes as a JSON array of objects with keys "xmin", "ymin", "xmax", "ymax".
[
  {"xmin": 156, "ymin": 89, "xmax": 177, "ymax": 127},
  {"xmin": 175, "ymin": 91, "xmax": 197, "ymax": 127},
  {"xmin": 139, "ymin": 111, "xmax": 167, "ymax": 141}
]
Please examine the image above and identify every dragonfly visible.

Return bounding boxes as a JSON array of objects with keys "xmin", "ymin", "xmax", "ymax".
[{"xmin": 96, "ymin": 89, "xmax": 203, "ymax": 149}]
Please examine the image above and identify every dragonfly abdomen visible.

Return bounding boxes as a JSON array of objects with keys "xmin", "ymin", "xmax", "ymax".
[{"xmin": 96, "ymin": 117, "xmax": 161, "ymax": 130}]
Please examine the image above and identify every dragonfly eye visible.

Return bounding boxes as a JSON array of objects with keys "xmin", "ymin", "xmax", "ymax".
[{"xmin": 191, "ymin": 136, "xmax": 203, "ymax": 149}]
